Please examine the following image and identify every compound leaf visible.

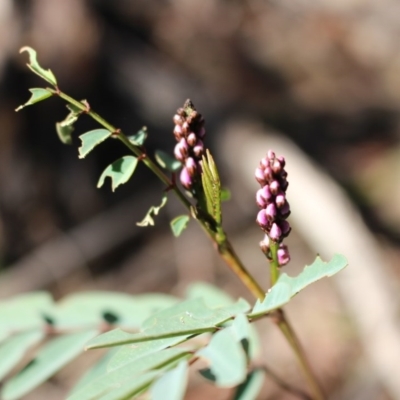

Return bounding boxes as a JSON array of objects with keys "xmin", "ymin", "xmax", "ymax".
[
  {"xmin": 97, "ymin": 156, "xmax": 138, "ymax": 192},
  {"xmin": 78, "ymin": 129, "xmax": 111, "ymax": 159}
]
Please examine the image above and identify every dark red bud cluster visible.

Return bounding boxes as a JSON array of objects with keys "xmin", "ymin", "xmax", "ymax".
[
  {"xmin": 173, "ymin": 100, "xmax": 205, "ymax": 190},
  {"xmin": 255, "ymin": 150, "xmax": 291, "ymax": 266}
]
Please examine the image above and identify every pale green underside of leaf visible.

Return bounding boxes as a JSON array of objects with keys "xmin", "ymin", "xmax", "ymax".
[
  {"xmin": 233, "ymin": 369, "xmax": 265, "ymax": 400},
  {"xmin": 155, "ymin": 150, "xmax": 182, "ymax": 172},
  {"xmin": 78, "ymin": 129, "xmax": 111, "ymax": 159},
  {"xmin": 67, "ymin": 348, "xmax": 191, "ymax": 400},
  {"xmin": 0, "ymin": 331, "xmax": 44, "ymax": 381},
  {"xmin": 170, "ymin": 215, "xmax": 190, "ymax": 237},
  {"xmin": 56, "ymin": 122, "xmax": 74, "ymax": 145},
  {"xmin": 20, "ymin": 47, "xmax": 57, "ymax": 85},
  {"xmin": 251, "ymin": 254, "xmax": 348, "ymax": 317},
  {"xmin": 136, "ymin": 195, "xmax": 168, "ymax": 227},
  {"xmin": 86, "ymin": 298, "xmax": 250, "ymax": 350},
  {"xmin": 2, "ymin": 330, "xmax": 98, "ymax": 400},
  {"xmin": 15, "ymin": 88, "xmax": 52, "ymax": 111},
  {"xmin": 151, "ymin": 361, "xmax": 188, "ymax": 400},
  {"xmin": 97, "ymin": 156, "xmax": 138, "ymax": 192},
  {"xmin": 128, "ymin": 127, "xmax": 147, "ymax": 146},
  {"xmin": 197, "ymin": 327, "xmax": 247, "ymax": 387}
]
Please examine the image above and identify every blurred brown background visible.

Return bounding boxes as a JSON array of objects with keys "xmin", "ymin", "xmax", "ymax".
[{"xmin": 1, "ymin": 0, "xmax": 400, "ymax": 399}]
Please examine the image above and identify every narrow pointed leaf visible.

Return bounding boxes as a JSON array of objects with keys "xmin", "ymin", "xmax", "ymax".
[
  {"xmin": 2, "ymin": 330, "xmax": 98, "ymax": 400},
  {"xmin": 155, "ymin": 150, "xmax": 182, "ymax": 172},
  {"xmin": 78, "ymin": 129, "xmax": 111, "ymax": 159},
  {"xmin": 197, "ymin": 328, "xmax": 247, "ymax": 387},
  {"xmin": 20, "ymin": 47, "xmax": 57, "ymax": 85},
  {"xmin": 97, "ymin": 156, "xmax": 138, "ymax": 192},
  {"xmin": 151, "ymin": 361, "xmax": 188, "ymax": 400},
  {"xmin": 233, "ymin": 369, "xmax": 265, "ymax": 400},
  {"xmin": 170, "ymin": 215, "xmax": 190, "ymax": 237},
  {"xmin": 128, "ymin": 127, "xmax": 147, "ymax": 146},
  {"xmin": 0, "ymin": 331, "xmax": 44, "ymax": 381},
  {"xmin": 251, "ymin": 254, "xmax": 348, "ymax": 317},
  {"xmin": 137, "ymin": 195, "xmax": 168, "ymax": 227},
  {"xmin": 16, "ymin": 88, "xmax": 52, "ymax": 111}
]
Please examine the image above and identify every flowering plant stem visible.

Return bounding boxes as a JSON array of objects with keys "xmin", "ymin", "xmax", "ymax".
[{"xmin": 53, "ymin": 88, "xmax": 324, "ymax": 400}]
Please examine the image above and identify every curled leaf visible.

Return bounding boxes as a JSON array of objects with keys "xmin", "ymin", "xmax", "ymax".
[
  {"xmin": 78, "ymin": 129, "xmax": 111, "ymax": 159},
  {"xmin": 170, "ymin": 215, "xmax": 190, "ymax": 237},
  {"xmin": 128, "ymin": 127, "xmax": 148, "ymax": 146},
  {"xmin": 20, "ymin": 47, "xmax": 57, "ymax": 86},
  {"xmin": 137, "ymin": 195, "xmax": 168, "ymax": 227}
]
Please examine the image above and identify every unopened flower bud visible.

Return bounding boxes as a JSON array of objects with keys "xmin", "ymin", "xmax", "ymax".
[
  {"xmin": 198, "ymin": 126, "xmax": 206, "ymax": 139},
  {"xmin": 193, "ymin": 140, "xmax": 204, "ymax": 158},
  {"xmin": 271, "ymin": 159, "xmax": 282, "ymax": 174},
  {"xmin": 265, "ymin": 203, "xmax": 277, "ymax": 221},
  {"xmin": 255, "ymin": 167, "xmax": 266, "ymax": 185},
  {"xmin": 277, "ymin": 244, "xmax": 290, "ymax": 266},
  {"xmin": 269, "ymin": 223, "xmax": 282, "ymax": 241},
  {"xmin": 185, "ymin": 157, "xmax": 197, "ymax": 176},
  {"xmin": 277, "ymin": 156, "xmax": 285, "ymax": 168},
  {"xmin": 279, "ymin": 201, "xmax": 290, "ymax": 218},
  {"xmin": 264, "ymin": 167, "xmax": 273, "ymax": 182},
  {"xmin": 269, "ymin": 180, "xmax": 279, "ymax": 194},
  {"xmin": 173, "ymin": 124, "xmax": 184, "ymax": 140},
  {"xmin": 259, "ymin": 235, "xmax": 271, "ymax": 256},
  {"xmin": 275, "ymin": 193, "xmax": 286, "ymax": 208},
  {"xmin": 267, "ymin": 150, "xmax": 275, "ymax": 160},
  {"xmin": 174, "ymin": 139, "xmax": 189, "ymax": 161},
  {"xmin": 260, "ymin": 157, "xmax": 269, "ymax": 169},
  {"xmin": 182, "ymin": 121, "xmax": 190, "ymax": 134},
  {"xmin": 256, "ymin": 189, "xmax": 267, "ymax": 208},
  {"xmin": 180, "ymin": 167, "xmax": 192, "ymax": 189},
  {"xmin": 280, "ymin": 220, "xmax": 291, "ymax": 237},
  {"xmin": 187, "ymin": 132, "xmax": 197, "ymax": 147},
  {"xmin": 256, "ymin": 209, "xmax": 268, "ymax": 229},
  {"xmin": 173, "ymin": 114, "xmax": 184, "ymax": 125}
]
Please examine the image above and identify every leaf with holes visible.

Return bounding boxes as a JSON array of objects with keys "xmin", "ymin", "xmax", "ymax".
[
  {"xmin": 16, "ymin": 88, "xmax": 52, "ymax": 111},
  {"xmin": 19, "ymin": 47, "xmax": 57, "ymax": 85},
  {"xmin": 97, "ymin": 156, "xmax": 138, "ymax": 192},
  {"xmin": 78, "ymin": 129, "xmax": 111, "ymax": 159},
  {"xmin": 251, "ymin": 254, "xmax": 348, "ymax": 317}
]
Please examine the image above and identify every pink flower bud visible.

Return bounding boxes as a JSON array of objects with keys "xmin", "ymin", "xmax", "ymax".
[
  {"xmin": 180, "ymin": 167, "xmax": 192, "ymax": 189},
  {"xmin": 187, "ymin": 132, "xmax": 197, "ymax": 147},
  {"xmin": 173, "ymin": 124, "xmax": 184, "ymax": 140},
  {"xmin": 182, "ymin": 121, "xmax": 190, "ymax": 134},
  {"xmin": 198, "ymin": 126, "xmax": 206, "ymax": 139},
  {"xmin": 269, "ymin": 223, "xmax": 282, "ymax": 241},
  {"xmin": 260, "ymin": 157, "xmax": 269, "ymax": 169},
  {"xmin": 256, "ymin": 189, "xmax": 267, "ymax": 208},
  {"xmin": 277, "ymin": 155, "xmax": 285, "ymax": 168},
  {"xmin": 259, "ymin": 235, "xmax": 271, "ymax": 256},
  {"xmin": 256, "ymin": 209, "xmax": 268, "ymax": 229},
  {"xmin": 255, "ymin": 168, "xmax": 266, "ymax": 185},
  {"xmin": 173, "ymin": 114, "xmax": 184, "ymax": 125},
  {"xmin": 265, "ymin": 203, "xmax": 277, "ymax": 221},
  {"xmin": 267, "ymin": 150, "xmax": 275, "ymax": 160},
  {"xmin": 275, "ymin": 193, "xmax": 286, "ymax": 208},
  {"xmin": 264, "ymin": 167, "xmax": 273, "ymax": 182},
  {"xmin": 280, "ymin": 220, "xmax": 291, "ymax": 237},
  {"xmin": 279, "ymin": 201, "xmax": 290, "ymax": 217},
  {"xmin": 193, "ymin": 140, "xmax": 204, "ymax": 158},
  {"xmin": 271, "ymin": 159, "xmax": 282, "ymax": 174},
  {"xmin": 174, "ymin": 139, "xmax": 189, "ymax": 161},
  {"xmin": 277, "ymin": 245, "xmax": 290, "ymax": 266},
  {"xmin": 185, "ymin": 157, "xmax": 197, "ymax": 176},
  {"xmin": 269, "ymin": 180, "xmax": 279, "ymax": 194}
]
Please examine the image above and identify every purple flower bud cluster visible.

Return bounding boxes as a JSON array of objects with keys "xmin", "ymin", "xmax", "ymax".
[
  {"xmin": 256, "ymin": 150, "xmax": 291, "ymax": 265},
  {"xmin": 173, "ymin": 100, "xmax": 206, "ymax": 190}
]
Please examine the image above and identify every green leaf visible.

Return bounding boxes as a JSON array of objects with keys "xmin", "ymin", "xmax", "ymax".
[
  {"xmin": 201, "ymin": 150, "xmax": 222, "ymax": 224},
  {"xmin": 15, "ymin": 88, "xmax": 52, "ymax": 111},
  {"xmin": 97, "ymin": 156, "xmax": 138, "ymax": 192},
  {"xmin": 78, "ymin": 129, "xmax": 111, "ymax": 159},
  {"xmin": 151, "ymin": 361, "xmax": 188, "ymax": 400},
  {"xmin": 107, "ymin": 336, "xmax": 191, "ymax": 372},
  {"xmin": 155, "ymin": 150, "xmax": 182, "ymax": 172},
  {"xmin": 0, "ymin": 292, "xmax": 53, "ymax": 337},
  {"xmin": 128, "ymin": 127, "xmax": 147, "ymax": 146},
  {"xmin": 20, "ymin": 47, "xmax": 57, "ymax": 85},
  {"xmin": 137, "ymin": 195, "xmax": 168, "ymax": 227},
  {"xmin": 197, "ymin": 328, "xmax": 247, "ymax": 387},
  {"xmin": 2, "ymin": 330, "xmax": 98, "ymax": 400},
  {"xmin": 170, "ymin": 215, "xmax": 190, "ymax": 237},
  {"xmin": 233, "ymin": 369, "xmax": 265, "ymax": 400},
  {"xmin": 67, "ymin": 348, "xmax": 191, "ymax": 400},
  {"xmin": 86, "ymin": 298, "xmax": 250, "ymax": 349},
  {"xmin": 55, "ymin": 104, "xmax": 83, "ymax": 145},
  {"xmin": 220, "ymin": 188, "xmax": 231, "ymax": 202},
  {"xmin": 186, "ymin": 282, "xmax": 235, "ymax": 308},
  {"xmin": 52, "ymin": 292, "xmax": 178, "ymax": 330},
  {"xmin": 0, "ymin": 331, "xmax": 44, "ymax": 381},
  {"xmin": 251, "ymin": 254, "xmax": 348, "ymax": 317}
]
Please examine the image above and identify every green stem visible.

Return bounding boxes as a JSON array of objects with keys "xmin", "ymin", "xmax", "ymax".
[
  {"xmin": 269, "ymin": 244, "xmax": 325, "ymax": 400},
  {"xmin": 269, "ymin": 241, "xmax": 280, "ymax": 287}
]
